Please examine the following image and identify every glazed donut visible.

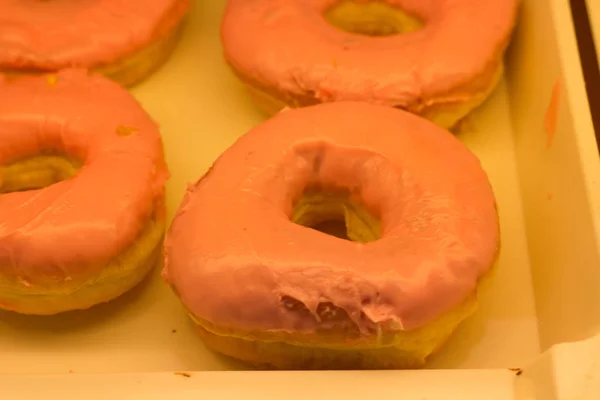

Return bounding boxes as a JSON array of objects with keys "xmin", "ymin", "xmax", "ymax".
[
  {"xmin": 0, "ymin": 69, "xmax": 169, "ymax": 315},
  {"xmin": 221, "ymin": 0, "xmax": 518, "ymax": 128},
  {"xmin": 163, "ymin": 102, "xmax": 500, "ymax": 369},
  {"xmin": 0, "ymin": 0, "xmax": 190, "ymax": 87}
]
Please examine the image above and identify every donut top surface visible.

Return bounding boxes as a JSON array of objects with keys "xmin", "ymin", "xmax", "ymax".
[
  {"xmin": 0, "ymin": 0, "xmax": 190, "ymax": 70},
  {"xmin": 163, "ymin": 102, "xmax": 499, "ymax": 334},
  {"xmin": 222, "ymin": 0, "xmax": 518, "ymax": 109},
  {"xmin": 0, "ymin": 69, "xmax": 168, "ymax": 285}
]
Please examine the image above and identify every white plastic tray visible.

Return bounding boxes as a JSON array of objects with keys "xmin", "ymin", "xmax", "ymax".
[{"xmin": 2, "ymin": 0, "xmax": 600, "ymax": 398}]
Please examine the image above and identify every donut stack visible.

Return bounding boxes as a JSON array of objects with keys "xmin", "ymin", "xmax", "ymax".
[{"xmin": 0, "ymin": 0, "xmax": 518, "ymax": 370}]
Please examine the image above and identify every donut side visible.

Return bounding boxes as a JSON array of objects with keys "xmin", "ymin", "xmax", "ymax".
[
  {"xmin": 221, "ymin": 0, "xmax": 519, "ymax": 129},
  {"xmin": 0, "ymin": 215, "xmax": 165, "ymax": 315},
  {"xmin": 95, "ymin": 0, "xmax": 190, "ymax": 87},
  {"xmin": 0, "ymin": 0, "xmax": 190, "ymax": 87},
  {"xmin": 0, "ymin": 70, "xmax": 169, "ymax": 315},
  {"xmin": 229, "ymin": 63, "xmax": 504, "ymax": 129},
  {"xmin": 192, "ymin": 291, "xmax": 478, "ymax": 369},
  {"xmin": 97, "ymin": 20, "xmax": 186, "ymax": 88},
  {"xmin": 182, "ymin": 230, "xmax": 500, "ymax": 370},
  {"xmin": 164, "ymin": 102, "xmax": 501, "ymax": 369}
]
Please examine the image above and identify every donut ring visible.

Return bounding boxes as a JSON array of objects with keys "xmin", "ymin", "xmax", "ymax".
[
  {"xmin": 222, "ymin": 0, "xmax": 518, "ymax": 128},
  {"xmin": 163, "ymin": 102, "xmax": 500, "ymax": 369},
  {"xmin": 0, "ymin": 0, "xmax": 190, "ymax": 87},
  {"xmin": 0, "ymin": 70, "xmax": 169, "ymax": 315}
]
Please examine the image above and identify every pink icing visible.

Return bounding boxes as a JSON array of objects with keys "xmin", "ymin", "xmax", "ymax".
[
  {"xmin": 0, "ymin": 69, "xmax": 169, "ymax": 285},
  {"xmin": 545, "ymin": 79, "xmax": 562, "ymax": 149},
  {"xmin": 163, "ymin": 102, "xmax": 499, "ymax": 334},
  {"xmin": 222, "ymin": 0, "xmax": 518, "ymax": 108},
  {"xmin": 0, "ymin": 0, "xmax": 190, "ymax": 70}
]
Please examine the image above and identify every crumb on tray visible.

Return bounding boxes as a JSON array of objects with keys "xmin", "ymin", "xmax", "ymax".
[{"xmin": 509, "ymin": 367, "xmax": 523, "ymax": 376}]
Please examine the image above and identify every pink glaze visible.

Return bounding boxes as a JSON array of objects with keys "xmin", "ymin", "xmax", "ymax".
[
  {"xmin": 0, "ymin": 69, "xmax": 168, "ymax": 285},
  {"xmin": 545, "ymin": 79, "xmax": 562, "ymax": 149},
  {"xmin": 0, "ymin": 0, "xmax": 190, "ymax": 70},
  {"xmin": 163, "ymin": 102, "xmax": 499, "ymax": 334},
  {"xmin": 222, "ymin": 0, "xmax": 518, "ymax": 109}
]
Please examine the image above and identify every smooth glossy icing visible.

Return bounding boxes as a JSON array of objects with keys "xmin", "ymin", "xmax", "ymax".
[
  {"xmin": 163, "ymin": 102, "xmax": 499, "ymax": 333},
  {"xmin": 222, "ymin": 0, "xmax": 518, "ymax": 110},
  {"xmin": 0, "ymin": 69, "xmax": 168, "ymax": 284},
  {"xmin": 0, "ymin": 0, "xmax": 189, "ymax": 70}
]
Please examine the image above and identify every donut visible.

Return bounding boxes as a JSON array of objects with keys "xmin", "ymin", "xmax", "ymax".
[
  {"xmin": 221, "ymin": 0, "xmax": 518, "ymax": 128},
  {"xmin": 0, "ymin": 0, "xmax": 190, "ymax": 87},
  {"xmin": 163, "ymin": 102, "xmax": 500, "ymax": 369},
  {"xmin": 0, "ymin": 69, "xmax": 169, "ymax": 315}
]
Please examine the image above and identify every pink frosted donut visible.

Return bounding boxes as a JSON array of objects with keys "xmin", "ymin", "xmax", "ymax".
[
  {"xmin": 163, "ymin": 102, "xmax": 500, "ymax": 369},
  {"xmin": 222, "ymin": 0, "xmax": 518, "ymax": 128},
  {"xmin": 0, "ymin": 69, "xmax": 169, "ymax": 315},
  {"xmin": 0, "ymin": 0, "xmax": 190, "ymax": 86}
]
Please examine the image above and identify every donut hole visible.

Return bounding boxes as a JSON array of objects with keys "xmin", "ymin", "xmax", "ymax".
[
  {"xmin": 291, "ymin": 189, "xmax": 381, "ymax": 242},
  {"xmin": 0, "ymin": 154, "xmax": 81, "ymax": 193},
  {"xmin": 323, "ymin": 0, "xmax": 423, "ymax": 37}
]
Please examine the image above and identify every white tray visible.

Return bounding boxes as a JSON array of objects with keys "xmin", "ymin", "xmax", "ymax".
[{"xmin": 2, "ymin": 0, "xmax": 600, "ymax": 398}]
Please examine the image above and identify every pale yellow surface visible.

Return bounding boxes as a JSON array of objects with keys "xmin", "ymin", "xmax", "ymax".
[
  {"xmin": 2, "ymin": 370, "xmax": 518, "ymax": 399},
  {"xmin": 0, "ymin": 0, "xmax": 598, "ymax": 384},
  {"xmin": 506, "ymin": 0, "xmax": 600, "ymax": 349}
]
